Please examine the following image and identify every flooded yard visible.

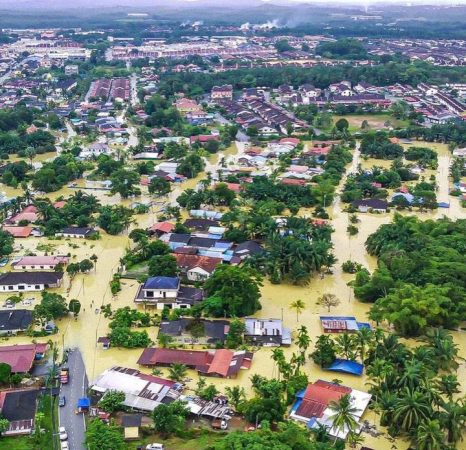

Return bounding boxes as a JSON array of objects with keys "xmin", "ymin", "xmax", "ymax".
[{"xmin": 0, "ymin": 139, "xmax": 464, "ymax": 450}]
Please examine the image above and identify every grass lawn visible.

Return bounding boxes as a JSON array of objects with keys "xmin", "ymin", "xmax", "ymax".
[
  {"xmin": 127, "ymin": 429, "xmax": 226, "ymax": 450},
  {"xmin": 0, "ymin": 436, "xmax": 31, "ymax": 450},
  {"xmin": 333, "ymin": 113, "xmax": 409, "ymax": 132}
]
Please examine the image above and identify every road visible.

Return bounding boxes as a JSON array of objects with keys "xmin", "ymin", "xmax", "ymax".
[
  {"xmin": 59, "ymin": 349, "xmax": 88, "ymax": 450},
  {"xmin": 213, "ymin": 112, "xmax": 249, "ymax": 142}
]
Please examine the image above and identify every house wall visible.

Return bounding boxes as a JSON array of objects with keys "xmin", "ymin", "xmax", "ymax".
[
  {"xmin": 13, "ymin": 264, "xmax": 57, "ymax": 270},
  {"xmin": 142, "ymin": 288, "xmax": 177, "ymax": 299},
  {"xmin": 0, "ymin": 283, "xmax": 46, "ymax": 292},
  {"xmin": 186, "ymin": 268, "xmax": 211, "ymax": 282}
]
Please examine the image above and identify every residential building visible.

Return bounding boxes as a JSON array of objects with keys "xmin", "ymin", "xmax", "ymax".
[
  {"xmin": 0, "ymin": 389, "xmax": 40, "ymax": 436},
  {"xmin": 64, "ymin": 64, "xmax": 79, "ymax": 76},
  {"xmin": 211, "ymin": 85, "xmax": 233, "ymax": 100},
  {"xmin": 244, "ymin": 318, "xmax": 291, "ymax": 347},
  {"xmin": 351, "ymin": 199, "xmax": 388, "ymax": 213},
  {"xmin": 138, "ymin": 348, "xmax": 253, "ymax": 378},
  {"xmin": 56, "ymin": 227, "xmax": 96, "ymax": 238},
  {"xmin": 11, "ymin": 256, "xmax": 69, "ymax": 271},
  {"xmin": 290, "ymin": 380, "xmax": 371, "ymax": 439},
  {"xmin": 134, "ymin": 276, "xmax": 204, "ymax": 309},
  {"xmin": 158, "ymin": 318, "xmax": 230, "ymax": 345},
  {"xmin": 320, "ymin": 316, "xmax": 371, "ymax": 333},
  {"xmin": 0, "ymin": 343, "xmax": 48, "ymax": 373},
  {"xmin": 0, "ymin": 272, "xmax": 63, "ymax": 292},
  {"xmin": 0, "ymin": 310, "xmax": 33, "ymax": 336},
  {"xmin": 174, "ymin": 254, "xmax": 223, "ymax": 281}
]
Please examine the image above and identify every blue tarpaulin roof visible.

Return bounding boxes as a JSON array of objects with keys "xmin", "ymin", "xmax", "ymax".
[
  {"xmin": 326, "ymin": 359, "xmax": 364, "ymax": 376},
  {"xmin": 77, "ymin": 398, "xmax": 90, "ymax": 408}
]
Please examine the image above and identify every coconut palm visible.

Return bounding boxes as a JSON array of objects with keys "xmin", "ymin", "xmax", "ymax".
[
  {"xmin": 393, "ymin": 387, "xmax": 432, "ymax": 432},
  {"xmin": 439, "ymin": 399, "xmax": 466, "ymax": 444},
  {"xmin": 414, "ymin": 419, "xmax": 445, "ymax": 450},
  {"xmin": 398, "ymin": 359, "xmax": 427, "ymax": 390},
  {"xmin": 157, "ymin": 332, "xmax": 173, "ymax": 349},
  {"xmin": 296, "ymin": 325, "xmax": 311, "ymax": 354},
  {"xmin": 335, "ymin": 333, "xmax": 357, "ymax": 360},
  {"xmin": 168, "ymin": 363, "xmax": 187, "ymax": 382},
  {"xmin": 435, "ymin": 374, "xmax": 460, "ymax": 401},
  {"xmin": 225, "ymin": 386, "xmax": 246, "ymax": 411},
  {"xmin": 328, "ymin": 394, "xmax": 359, "ymax": 440},
  {"xmin": 290, "ymin": 299, "xmax": 305, "ymax": 322},
  {"xmin": 354, "ymin": 327, "xmax": 373, "ymax": 362}
]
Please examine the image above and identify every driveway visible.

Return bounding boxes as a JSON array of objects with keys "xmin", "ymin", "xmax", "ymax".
[{"xmin": 59, "ymin": 348, "xmax": 88, "ymax": 450}]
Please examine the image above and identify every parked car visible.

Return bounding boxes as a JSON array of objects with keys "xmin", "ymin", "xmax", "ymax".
[
  {"xmin": 146, "ymin": 444, "xmax": 165, "ymax": 450},
  {"xmin": 0, "ymin": 257, "xmax": 9, "ymax": 267},
  {"xmin": 60, "ymin": 442, "xmax": 69, "ymax": 450},
  {"xmin": 59, "ymin": 427, "xmax": 68, "ymax": 441},
  {"xmin": 59, "ymin": 396, "xmax": 66, "ymax": 407}
]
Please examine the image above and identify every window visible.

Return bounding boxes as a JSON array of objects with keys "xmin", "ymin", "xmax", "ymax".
[
  {"xmin": 8, "ymin": 286, "xmax": 13, "ymax": 291},
  {"xmin": 35, "ymin": 285, "xmax": 40, "ymax": 290},
  {"xmin": 145, "ymin": 291, "xmax": 154, "ymax": 298},
  {"xmin": 18, "ymin": 285, "xmax": 25, "ymax": 290}
]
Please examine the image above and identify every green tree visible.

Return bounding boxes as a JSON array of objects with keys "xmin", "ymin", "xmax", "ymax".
[
  {"xmin": 316, "ymin": 293, "xmax": 340, "ymax": 313},
  {"xmin": 85, "ymin": 418, "xmax": 125, "ymax": 450},
  {"xmin": 311, "ymin": 335, "xmax": 336, "ymax": 368},
  {"xmin": 0, "ymin": 418, "xmax": 9, "ymax": 434},
  {"xmin": 0, "ymin": 363, "xmax": 11, "ymax": 384},
  {"xmin": 148, "ymin": 254, "xmax": 178, "ymax": 277},
  {"xmin": 152, "ymin": 401, "xmax": 189, "ymax": 437},
  {"xmin": 328, "ymin": 394, "xmax": 359, "ymax": 440},
  {"xmin": 168, "ymin": 363, "xmax": 188, "ymax": 382},
  {"xmin": 290, "ymin": 299, "xmax": 305, "ymax": 322},
  {"xmin": 393, "ymin": 387, "xmax": 432, "ymax": 432},
  {"xmin": 109, "ymin": 168, "xmax": 141, "ymax": 198},
  {"xmin": 148, "ymin": 177, "xmax": 171, "ymax": 196},
  {"xmin": 203, "ymin": 266, "xmax": 262, "ymax": 317},
  {"xmin": 225, "ymin": 319, "xmax": 245, "ymax": 349},
  {"xmin": 415, "ymin": 420, "xmax": 445, "ymax": 450},
  {"xmin": 0, "ymin": 230, "xmax": 14, "ymax": 257},
  {"xmin": 68, "ymin": 299, "xmax": 81, "ymax": 317},
  {"xmin": 98, "ymin": 390, "xmax": 125, "ymax": 413},
  {"xmin": 34, "ymin": 292, "xmax": 68, "ymax": 320},
  {"xmin": 225, "ymin": 385, "xmax": 246, "ymax": 411}
]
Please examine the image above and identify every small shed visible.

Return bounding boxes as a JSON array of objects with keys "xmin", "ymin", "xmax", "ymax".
[
  {"xmin": 97, "ymin": 336, "xmax": 111, "ymax": 350},
  {"xmin": 121, "ymin": 414, "xmax": 142, "ymax": 440},
  {"xmin": 325, "ymin": 359, "xmax": 364, "ymax": 376}
]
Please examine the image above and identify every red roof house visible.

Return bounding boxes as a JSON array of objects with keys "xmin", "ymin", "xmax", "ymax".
[
  {"xmin": 0, "ymin": 343, "xmax": 48, "ymax": 373},
  {"xmin": 2, "ymin": 226, "xmax": 33, "ymax": 238},
  {"xmin": 190, "ymin": 135, "xmax": 220, "ymax": 145}
]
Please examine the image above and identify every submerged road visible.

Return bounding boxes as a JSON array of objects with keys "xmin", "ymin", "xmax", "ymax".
[{"xmin": 59, "ymin": 348, "xmax": 88, "ymax": 450}]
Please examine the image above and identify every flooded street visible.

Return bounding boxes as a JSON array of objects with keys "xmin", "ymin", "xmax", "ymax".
[{"xmin": 1, "ymin": 139, "xmax": 464, "ymax": 450}]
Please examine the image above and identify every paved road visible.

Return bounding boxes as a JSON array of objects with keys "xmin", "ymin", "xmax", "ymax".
[{"xmin": 59, "ymin": 349, "xmax": 88, "ymax": 450}]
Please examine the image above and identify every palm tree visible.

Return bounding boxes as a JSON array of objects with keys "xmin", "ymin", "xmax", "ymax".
[
  {"xmin": 335, "ymin": 333, "xmax": 356, "ymax": 360},
  {"xmin": 435, "ymin": 374, "xmax": 460, "ymax": 401},
  {"xmin": 398, "ymin": 359, "xmax": 426, "ymax": 391},
  {"xmin": 157, "ymin": 332, "xmax": 173, "ymax": 349},
  {"xmin": 168, "ymin": 363, "xmax": 188, "ymax": 382},
  {"xmin": 354, "ymin": 327, "xmax": 373, "ymax": 362},
  {"xmin": 296, "ymin": 325, "xmax": 311, "ymax": 355},
  {"xmin": 225, "ymin": 386, "xmax": 246, "ymax": 412},
  {"xmin": 439, "ymin": 399, "xmax": 466, "ymax": 444},
  {"xmin": 393, "ymin": 387, "xmax": 432, "ymax": 432},
  {"xmin": 328, "ymin": 394, "xmax": 359, "ymax": 441},
  {"xmin": 290, "ymin": 299, "xmax": 305, "ymax": 322},
  {"xmin": 90, "ymin": 254, "xmax": 98, "ymax": 271},
  {"xmin": 414, "ymin": 420, "xmax": 445, "ymax": 450}
]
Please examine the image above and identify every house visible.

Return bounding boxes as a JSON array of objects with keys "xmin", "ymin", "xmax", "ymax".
[
  {"xmin": 0, "ymin": 343, "xmax": 48, "ymax": 373},
  {"xmin": 121, "ymin": 414, "xmax": 142, "ymax": 440},
  {"xmin": 0, "ymin": 389, "xmax": 40, "ymax": 436},
  {"xmin": 8, "ymin": 205, "xmax": 39, "ymax": 224},
  {"xmin": 0, "ymin": 272, "xmax": 64, "ymax": 292},
  {"xmin": 158, "ymin": 318, "xmax": 230, "ymax": 345},
  {"xmin": 174, "ymin": 254, "xmax": 222, "ymax": 281},
  {"xmin": 64, "ymin": 64, "xmax": 79, "ymax": 76},
  {"xmin": 11, "ymin": 256, "xmax": 69, "ymax": 271},
  {"xmin": 351, "ymin": 199, "xmax": 388, "ymax": 213},
  {"xmin": 147, "ymin": 222, "xmax": 175, "ymax": 237},
  {"xmin": 90, "ymin": 366, "xmax": 231, "ymax": 418},
  {"xmin": 134, "ymin": 276, "xmax": 204, "ymax": 309},
  {"xmin": 0, "ymin": 310, "xmax": 33, "ymax": 336},
  {"xmin": 233, "ymin": 241, "xmax": 264, "ymax": 259},
  {"xmin": 97, "ymin": 336, "xmax": 111, "ymax": 350},
  {"xmin": 56, "ymin": 227, "xmax": 96, "ymax": 238},
  {"xmin": 91, "ymin": 366, "xmax": 182, "ymax": 412},
  {"xmin": 320, "ymin": 316, "xmax": 371, "ymax": 333},
  {"xmin": 2, "ymin": 226, "xmax": 33, "ymax": 238},
  {"xmin": 190, "ymin": 134, "xmax": 220, "ymax": 145},
  {"xmin": 244, "ymin": 318, "xmax": 291, "ymax": 347},
  {"xmin": 80, "ymin": 142, "xmax": 111, "ymax": 159},
  {"xmin": 184, "ymin": 218, "xmax": 220, "ymax": 232},
  {"xmin": 289, "ymin": 380, "xmax": 371, "ymax": 439},
  {"xmin": 137, "ymin": 348, "xmax": 253, "ymax": 378},
  {"xmin": 211, "ymin": 85, "xmax": 233, "ymax": 100},
  {"xmin": 175, "ymin": 98, "xmax": 201, "ymax": 114}
]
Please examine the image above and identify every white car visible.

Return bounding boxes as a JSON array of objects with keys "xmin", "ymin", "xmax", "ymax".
[
  {"xmin": 60, "ymin": 442, "xmax": 69, "ymax": 450},
  {"xmin": 59, "ymin": 426, "xmax": 68, "ymax": 441},
  {"xmin": 146, "ymin": 444, "xmax": 165, "ymax": 450}
]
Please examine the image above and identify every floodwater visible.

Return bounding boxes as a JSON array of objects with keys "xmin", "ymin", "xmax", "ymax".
[{"xmin": 1, "ymin": 140, "xmax": 465, "ymax": 450}]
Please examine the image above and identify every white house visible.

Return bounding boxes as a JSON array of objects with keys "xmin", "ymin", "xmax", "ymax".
[
  {"xmin": 0, "ymin": 272, "xmax": 64, "ymax": 292},
  {"xmin": 11, "ymin": 256, "xmax": 69, "ymax": 271}
]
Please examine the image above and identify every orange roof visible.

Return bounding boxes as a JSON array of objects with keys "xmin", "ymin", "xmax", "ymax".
[
  {"xmin": 281, "ymin": 178, "xmax": 306, "ymax": 186},
  {"xmin": 389, "ymin": 137, "xmax": 399, "ymax": 144},
  {"xmin": 10, "ymin": 205, "xmax": 38, "ymax": 224},
  {"xmin": 3, "ymin": 226, "xmax": 33, "ymax": 238},
  {"xmin": 149, "ymin": 222, "xmax": 175, "ymax": 233},
  {"xmin": 53, "ymin": 201, "xmax": 66, "ymax": 209},
  {"xmin": 207, "ymin": 349, "xmax": 233, "ymax": 377},
  {"xmin": 175, "ymin": 254, "xmax": 222, "ymax": 274}
]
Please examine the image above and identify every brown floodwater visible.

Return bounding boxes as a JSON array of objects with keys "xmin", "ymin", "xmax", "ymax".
[{"xmin": 1, "ymin": 140, "xmax": 465, "ymax": 450}]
